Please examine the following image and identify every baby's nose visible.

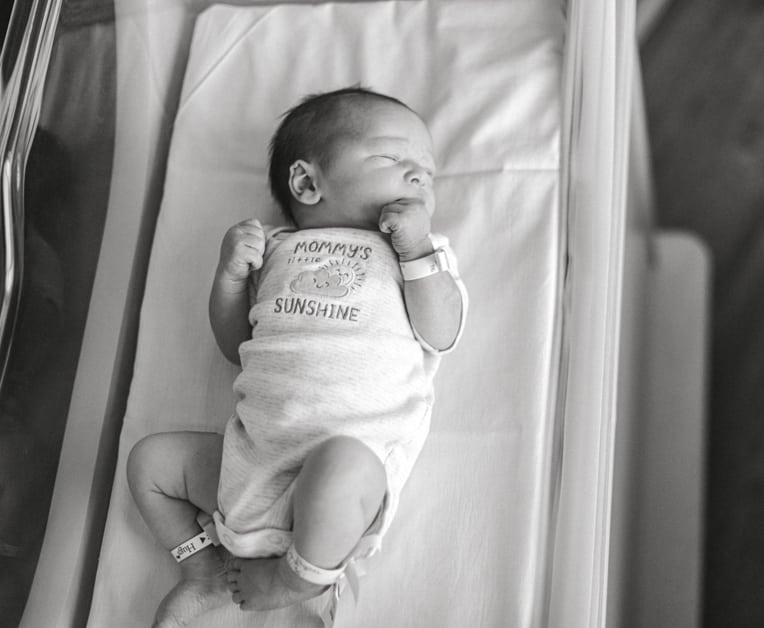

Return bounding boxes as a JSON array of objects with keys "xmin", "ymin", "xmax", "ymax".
[{"xmin": 406, "ymin": 165, "xmax": 430, "ymax": 187}]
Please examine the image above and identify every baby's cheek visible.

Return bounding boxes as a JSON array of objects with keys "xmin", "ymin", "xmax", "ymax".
[{"xmin": 423, "ymin": 191, "xmax": 436, "ymax": 216}]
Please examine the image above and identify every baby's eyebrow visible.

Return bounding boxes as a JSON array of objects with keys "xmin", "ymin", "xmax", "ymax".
[
  {"xmin": 369, "ymin": 135, "xmax": 408, "ymax": 143},
  {"xmin": 367, "ymin": 136, "xmax": 413, "ymax": 151}
]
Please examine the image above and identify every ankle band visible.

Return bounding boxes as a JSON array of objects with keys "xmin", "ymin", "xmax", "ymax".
[
  {"xmin": 285, "ymin": 544, "xmax": 345, "ymax": 585},
  {"xmin": 171, "ymin": 530, "xmax": 213, "ymax": 563}
]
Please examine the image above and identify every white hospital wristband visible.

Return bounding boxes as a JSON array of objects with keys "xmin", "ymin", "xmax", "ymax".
[
  {"xmin": 171, "ymin": 530, "xmax": 213, "ymax": 562},
  {"xmin": 399, "ymin": 247, "xmax": 454, "ymax": 281}
]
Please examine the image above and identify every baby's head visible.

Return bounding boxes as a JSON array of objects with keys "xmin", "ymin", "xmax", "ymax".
[{"xmin": 269, "ymin": 87, "xmax": 435, "ymax": 230}]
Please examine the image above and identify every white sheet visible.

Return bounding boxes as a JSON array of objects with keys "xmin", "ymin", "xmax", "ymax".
[{"xmin": 89, "ymin": 2, "xmax": 565, "ymax": 626}]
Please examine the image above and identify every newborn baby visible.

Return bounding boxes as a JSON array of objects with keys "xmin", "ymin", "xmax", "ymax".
[{"xmin": 128, "ymin": 86, "xmax": 467, "ymax": 627}]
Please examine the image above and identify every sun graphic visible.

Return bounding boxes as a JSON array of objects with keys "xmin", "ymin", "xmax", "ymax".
[{"xmin": 322, "ymin": 259, "xmax": 366, "ymax": 292}]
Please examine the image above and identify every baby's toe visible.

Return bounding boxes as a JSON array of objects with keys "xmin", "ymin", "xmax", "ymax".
[
  {"xmin": 227, "ymin": 558, "xmax": 243, "ymax": 572},
  {"xmin": 232, "ymin": 592, "xmax": 259, "ymax": 612}
]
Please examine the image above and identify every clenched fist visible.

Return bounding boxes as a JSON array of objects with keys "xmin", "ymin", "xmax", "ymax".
[
  {"xmin": 217, "ymin": 218, "xmax": 266, "ymax": 281},
  {"xmin": 379, "ymin": 200, "xmax": 433, "ymax": 262}
]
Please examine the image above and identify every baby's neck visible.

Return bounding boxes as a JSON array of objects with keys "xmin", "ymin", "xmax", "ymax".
[{"xmin": 293, "ymin": 210, "xmax": 377, "ymax": 232}]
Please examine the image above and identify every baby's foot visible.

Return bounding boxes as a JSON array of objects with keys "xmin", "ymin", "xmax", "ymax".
[
  {"xmin": 152, "ymin": 548, "xmax": 231, "ymax": 628},
  {"xmin": 226, "ymin": 555, "xmax": 328, "ymax": 611}
]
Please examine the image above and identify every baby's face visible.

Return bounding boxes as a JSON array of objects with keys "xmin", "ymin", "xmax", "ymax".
[{"xmin": 312, "ymin": 102, "xmax": 436, "ymax": 229}]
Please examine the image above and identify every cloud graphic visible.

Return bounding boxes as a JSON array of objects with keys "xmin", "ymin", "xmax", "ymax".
[{"xmin": 290, "ymin": 267, "xmax": 352, "ymax": 298}]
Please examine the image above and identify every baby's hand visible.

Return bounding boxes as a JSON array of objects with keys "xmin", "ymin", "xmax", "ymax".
[
  {"xmin": 379, "ymin": 201, "xmax": 433, "ymax": 262},
  {"xmin": 217, "ymin": 218, "xmax": 265, "ymax": 282}
]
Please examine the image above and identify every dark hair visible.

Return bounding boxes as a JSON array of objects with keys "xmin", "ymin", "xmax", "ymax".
[{"xmin": 268, "ymin": 86, "xmax": 412, "ymax": 224}]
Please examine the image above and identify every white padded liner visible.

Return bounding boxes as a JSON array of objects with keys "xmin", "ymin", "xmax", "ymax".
[{"xmin": 89, "ymin": 2, "xmax": 564, "ymax": 626}]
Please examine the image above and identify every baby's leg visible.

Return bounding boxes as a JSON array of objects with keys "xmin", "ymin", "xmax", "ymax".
[
  {"xmin": 227, "ymin": 435, "xmax": 386, "ymax": 611},
  {"xmin": 127, "ymin": 431, "xmax": 227, "ymax": 627}
]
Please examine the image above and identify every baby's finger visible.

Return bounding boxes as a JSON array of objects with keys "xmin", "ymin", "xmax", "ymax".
[
  {"xmin": 239, "ymin": 217, "xmax": 262, "ymax": 230},
  {"xmin": 240, "ymin": 250, "xmax": 263, "ymax": 270},
  {"xmin": 234, "ymin": 219, "xmax": 264, "ymax": 241},
  {"xmin": 236, "ymin": 231, "xmax": 265, "ymax": 251},
  {"xmin": 379, "ymin": 211, "xmax": 401, "ymax": 234},
  {"xmin": 239, "ymin": 225, "xmax": 265, "ymax": 242},
  {"xmin": 227, "ymin": 559, "xmax": 242, "ymax": 575},
  {"xmin": 242, "ymin": 239, "xmax": 264, "ymax": 251}
]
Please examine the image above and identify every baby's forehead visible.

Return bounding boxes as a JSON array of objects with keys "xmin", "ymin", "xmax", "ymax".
[
  {"xmin": 342, "ymin": 101, "xmax": 432, "ymax": 144},
  {"xmin": 339, "ymin": 98, "xmax": 426, "ymax": 129}
]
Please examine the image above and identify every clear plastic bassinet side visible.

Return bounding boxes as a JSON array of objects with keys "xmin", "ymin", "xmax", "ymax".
[
  {"xmin": 0, "ymin": 0, "xmax": 194, "ymax": 624},
  {"xmin": 0, "ymin": 0, "xmax": 97, "ymax": 622}
]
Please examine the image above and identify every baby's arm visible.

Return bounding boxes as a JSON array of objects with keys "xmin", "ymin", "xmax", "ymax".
[
  {"xmin": 209, "ymin": 218, "xmax": 265, "ymax": 364},
  {"xmin": 379, "ymin": 203, "xmax": 465, "ymax": 351}
]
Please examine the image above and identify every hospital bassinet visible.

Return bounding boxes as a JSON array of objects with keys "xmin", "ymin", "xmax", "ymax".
[{"xmin": 0, "ymin": 1, "xmax": 709, "ymax": 626}]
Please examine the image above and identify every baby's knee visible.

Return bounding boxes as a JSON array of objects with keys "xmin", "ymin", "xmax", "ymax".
[
  {"xmin": 305, "ymin": 436, "xmax": 387, "ymax": 502},
  {"xmin": 126, "ymin": 433, "xmax": 166, "ymax": 494}
]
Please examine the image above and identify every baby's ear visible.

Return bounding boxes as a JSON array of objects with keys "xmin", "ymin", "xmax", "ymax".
[{"xmin": 288, "ymin": 160, "xmax": 321, "ymax": 205}]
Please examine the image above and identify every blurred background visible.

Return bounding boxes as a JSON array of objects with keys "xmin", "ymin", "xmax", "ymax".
[{"xmin": 641, "ymin": 1, "xmax": 764, "ymax": 626}]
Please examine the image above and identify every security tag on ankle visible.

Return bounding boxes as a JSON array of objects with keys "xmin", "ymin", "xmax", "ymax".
[
  {"xmin": 171, "ymin": 531, "xmax": 213, "ymax": 562},
  {"xmin": 285, "ymin": 544, "xmax": 345, "ymax": 585}
]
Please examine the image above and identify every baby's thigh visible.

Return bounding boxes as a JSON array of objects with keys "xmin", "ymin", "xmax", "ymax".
[
  {"xmin": 128, "ymin": 430, "xmax": 223, "ymax": 514},
  {"xmin": 298, "ymin": 436, "xmax": 387, "ymax": 500}
]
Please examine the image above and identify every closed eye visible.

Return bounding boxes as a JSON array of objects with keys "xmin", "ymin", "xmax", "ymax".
[{"xmin": 377, "ymin": 154, "xmax": 400, "ymax": 162}]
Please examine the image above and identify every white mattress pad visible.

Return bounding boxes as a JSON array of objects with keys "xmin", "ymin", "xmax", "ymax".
[{"xmin": 90, "ymin": 1, "xmax": 565, "ymax": 626}]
